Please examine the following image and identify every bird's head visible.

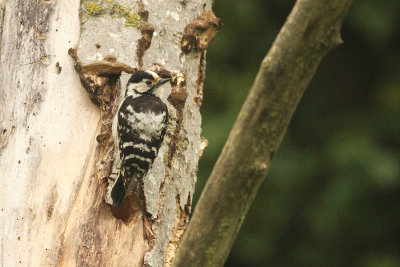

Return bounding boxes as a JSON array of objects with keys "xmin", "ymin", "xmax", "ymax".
[{"xmin": 126, "ymin": 70, "xmax": 170, "ymax": 97}]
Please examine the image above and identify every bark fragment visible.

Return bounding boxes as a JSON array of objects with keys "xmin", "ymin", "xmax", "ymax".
[{"xmin": 181, "ymin": 10, "xmax": 222, "ymax": 53}]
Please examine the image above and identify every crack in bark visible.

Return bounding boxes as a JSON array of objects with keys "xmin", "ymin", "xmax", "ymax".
[
  {"xmin": 165, "ymin": 194, "xmax": 191, "ymax": 267},
  {"xmin": 194, "ymin": 51, "xmax": 206, "ymax": 106},
  {"xmin": 166, "ymin": 73, "xmax": 188, "ymax": 166},
  {"xmin": 136, "ymin": 2, "xmax": 154, "ymax": 69}
]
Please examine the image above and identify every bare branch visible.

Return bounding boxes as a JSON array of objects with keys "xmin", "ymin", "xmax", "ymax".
[{"xmin": 173, "ymin": 0, "xmax": 354, "ymax": 266}]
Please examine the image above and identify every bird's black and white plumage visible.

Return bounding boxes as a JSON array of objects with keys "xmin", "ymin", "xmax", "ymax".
[{"xmin": 106, "ymin": 70, "xmax": 169, "ymax": 207}]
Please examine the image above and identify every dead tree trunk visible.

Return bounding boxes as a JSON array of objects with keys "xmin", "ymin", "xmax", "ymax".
[{"xmin": 0, "ymin": 1, "xmax": 217, "ymax": 266}]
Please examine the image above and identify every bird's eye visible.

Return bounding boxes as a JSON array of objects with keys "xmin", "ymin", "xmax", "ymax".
[{"xmin": 146, "ymin": 80, "xmax": 152, "ymax": 85}]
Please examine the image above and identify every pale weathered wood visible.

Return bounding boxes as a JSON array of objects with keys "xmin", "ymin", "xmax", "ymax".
[
  {"xmin": 173, "ymin": 0, "xmax": 354, "ymax": 266},
  {"xmin": 0, "ymin": 0, "xmax": 212, "ymax": 266},
  {"xmin": 0, "ymin": 1, "xmax": 99, "ymax": 266}
]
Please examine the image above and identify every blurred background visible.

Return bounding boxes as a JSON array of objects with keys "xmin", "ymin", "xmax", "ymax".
[{"xmin": 194, "ymin": 0, "xmax": 400, "ymax": 266}]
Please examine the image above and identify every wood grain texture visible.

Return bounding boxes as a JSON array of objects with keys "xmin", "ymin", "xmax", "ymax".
[{"xmin": 0, "ymin": 1, "xmax": 98, "ymax": 266}]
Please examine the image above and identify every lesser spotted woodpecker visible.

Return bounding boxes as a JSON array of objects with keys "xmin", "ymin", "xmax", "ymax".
[{"xmin": 106, "ymin": 70, "xmax": 170, "ymax": 207}]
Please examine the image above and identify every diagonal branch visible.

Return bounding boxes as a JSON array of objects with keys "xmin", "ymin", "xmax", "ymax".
[{"xmin": 173, "ymin": 0, "xmax": 354, "ymax": 266}]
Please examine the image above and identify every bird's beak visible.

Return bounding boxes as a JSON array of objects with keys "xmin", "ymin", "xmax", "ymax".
[
  {"xmin": 150, "ymin": 77, "xmax": 171, "ymax": 91},
  {"xmin": 156, "ymin": 78, "xmax": 171, "ymax": 87}
]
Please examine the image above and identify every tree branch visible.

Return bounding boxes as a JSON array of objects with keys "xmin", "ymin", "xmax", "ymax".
[{"xmin": 173, "ymin": 0, "xmax": 354, "ymax": 266}]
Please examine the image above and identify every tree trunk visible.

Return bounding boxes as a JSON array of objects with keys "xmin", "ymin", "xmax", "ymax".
[{"xmin": 0, "ymin": 1, "xmax": 213, "ymax": 266}]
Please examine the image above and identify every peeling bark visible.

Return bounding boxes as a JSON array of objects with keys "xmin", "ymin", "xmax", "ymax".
[
  {"xmin": 181, "ymin": 11, "xmax": 222, "ymax": 53},
  {"xmin": 0, "ymin": 0, "xmax": 214, "ymax": 266}
]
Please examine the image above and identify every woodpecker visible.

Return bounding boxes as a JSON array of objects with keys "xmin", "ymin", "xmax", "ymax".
[{"xmin": 106, "ymin": 70, "xmax": 170, "ymax": 207}]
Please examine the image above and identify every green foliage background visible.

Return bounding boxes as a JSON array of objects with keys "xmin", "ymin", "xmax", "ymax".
[{"xmin": 194, "ymin": 1, "xmax": 400, "ymax": 266}]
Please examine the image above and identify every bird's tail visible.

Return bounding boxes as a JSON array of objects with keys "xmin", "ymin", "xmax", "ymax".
[
  {"xmin": 106, "ymin": 157, "xmax": 126, "ymax": 207},
  {"xmin": 110, "ymin": 177, "xmax": 126, "ymax": 207}
]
